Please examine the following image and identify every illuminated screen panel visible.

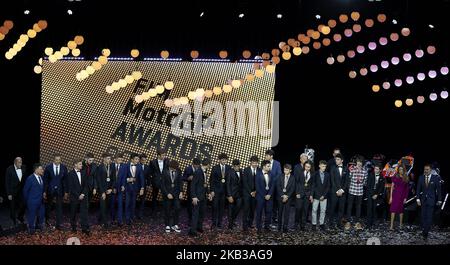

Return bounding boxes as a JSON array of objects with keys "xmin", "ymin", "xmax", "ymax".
[{"xmin": 41, "ymin": 60, "xmax": 275, "ymax": 199}]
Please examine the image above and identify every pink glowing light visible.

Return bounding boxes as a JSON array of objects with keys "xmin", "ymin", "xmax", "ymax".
[
  {"xmin": 360, "ymin": 68, "xmax": 368, "ymax": 76},
  {"xmin": 406, "ymin": 76, "xmax": 414, "ymax": 84},
  {"xmin": 381, "ymin": 60, "xmax": 389, "ymax": 69},
  {"xmin": 347, "ymin": 50, "xmax": 356, "ymax": 58},
  {"xmin": 344, "ymin": 29, "xmax": 353, "ymax": 37},
  {"xmin": 382, "ymin": 82, "xmax": 390, "ymax": 90},
  {"xmin": 379, "ymin": 37, "xmax": 388, "ymax": 46},
  {"xmin": 441, "ymin": 91, "xmax": 448, "ymax": 99},
  {"xmin": 368, "ymin": 42, "xmax": 377, "ymax": 50},
  {"xmin": 394, "ymin": 79, "xmax": 402, "ymax": 87},
  {"xmin": 370, "ymin": 64, "xmax": 378, "ymax": 72},
  {"xmin": 417, "ymin": 96, "xmax": 425, "ymax": 104},
  {"xmin": 428, "ymin": 70, "xmax": 437, "ymax": 78},
  {"xmin": 357, "ymin": 45, "xmax": 365, "ymax": 54},
  {"xmin": 415, "ymin": 49, "xmax": 424, "ymax": 58},
  {"xmin": 440, "ymin": 66, "xmax": 449, "ymax": 75},
  {"xmin": 429, "ymin": 93, "xmax": 438, "ymax": 101},
  {"xmin": 417, "ymin": 73, "xmax": 426, "ymax": 81},
  {"xmin": 391, "ymin": 57, "xmax": 400, "ymax": 65},
  {"xmin": 427, "ymin": 45, "xmax": 436, "ymax": 54},
  {"xmin": 390, "ymin": 33, "xmax": 399, "ymax": 41},
  {"xmin": 403, "ymin": 53, "xmax": 412, "ymax": 62}
]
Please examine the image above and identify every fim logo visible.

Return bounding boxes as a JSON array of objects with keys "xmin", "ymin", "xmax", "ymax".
[
  {"xmin": 66, "ymin": 237, "xmax": 81, "ymax": 245},
  {"xmin": 366, "ymin": 237, "xmax": 381, "ymax": 245}
]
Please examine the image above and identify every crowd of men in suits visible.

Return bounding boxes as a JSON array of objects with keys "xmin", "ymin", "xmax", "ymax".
[{"xmin": 1, "ymin": 148, "xmax": 442, "ymax": 240}]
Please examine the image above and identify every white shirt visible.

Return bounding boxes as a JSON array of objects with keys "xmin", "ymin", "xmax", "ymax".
[
  {"xmin": 251, "ymin": 167, "xmax": 257, "ymax": 176},
  {"xmin": 264, "ymin": 172, "xmax": 270, "ymax": 189},
  {"xmin": 269, "ymin": 160, "xmax": 273, "ymax": 171},
  {"xmin": 221, "ymin": 164, "xmax": 226, "ymax": 176},
  {"xmin": 76, "ymin": 170, "xmax": 82, "ymax": 185},
  {"xmin": 338, "ymin": 167, "xmax": 343, "ymax": 176},
  {"xmin": 130, "ymin": 164, "xmax": 136, "ymax": 177},
  {"xmin": 34, "ymin": 174, "xmax": 42, "ymax": 185},
  {"xmin": 158, "ymin": 160, "xmax": 164, "ymax": 173},
  {"xmin": 304, "ymin": 171, "xmax": 310, "ymax": 182},
  {"xmin": 374, "ymin": 174, "xmax": 380, "ymax": 189},
  {"xmin": 284, "ymin": 175, "xmax": 290, "ymax": 188},
  {"xmin": 236, "ymin": 171, "xmax": 240, "ymax": 178},
  {"xmin": 53, "ymin": 163, "xmax": 60, "ymax": 176},
  {"xmin": 14, "ymin": 165, "xmax": 23, "ymax": 182}
]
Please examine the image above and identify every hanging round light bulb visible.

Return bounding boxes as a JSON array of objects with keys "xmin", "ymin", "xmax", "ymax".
[
  {"xmin": 131, "ymin": 49, "xmax": 140, "ymax": 58},
  {"xmin": 231, "ymin": 79, "xmax": 241, "ymax": 88},
  {"xmin": 164, "ymin": 81, "xmax": 174, "ymax": 90},
  {"xmin": 33, "ymin": 65, "xmax": 42, "ymax": 74},
  {"xmin": 155, "ymin": 85, "xmax": 165, "ymax": 94}
]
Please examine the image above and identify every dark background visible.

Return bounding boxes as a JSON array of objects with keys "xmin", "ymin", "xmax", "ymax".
[{"xmin": 0, "ymin": 0, "xmax": 448, "ymax": 191}]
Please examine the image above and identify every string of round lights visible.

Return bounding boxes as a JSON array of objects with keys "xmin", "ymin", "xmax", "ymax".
[
  {"xmin": 76, "ymin": 49, "xmax": 110, "ymax": 81},
  {"xmin": 5, "ymin": 20, "xmax": 47, "ymax": 60},
  {"xmin": 105, "ymin": 71, "xmax": 142, "ymax": 94}
]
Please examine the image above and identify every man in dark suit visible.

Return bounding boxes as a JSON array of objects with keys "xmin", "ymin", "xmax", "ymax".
[
  {"xmin": 329, "ymin": 154, "xmax": 349, "ymax": 229},
  {"xmin": 112, "ymin": 153, "xmax": 124, "ymax": 225},
  {"xmin": 137, "ymin": 153, "xmax": 151, "ymax": 219},
  {"xmin": 293, "ymin": 153, "xmax": 309, "ymax": 176},
  {"xmin": 182, "ymin": 158, "xmax": 201, "ymax": 223},
  {"xmin": 326, "ymin": 147, "xmax": 341, "ymax": 173},
  {"xmin": 67, "ymin": 159, "xmax": 90, "ymax": 234},
  {"xmin": 119, "ymin": 153, "xmax": 145, "ymax": 226},
  {"xmin": 226, "ymin": 159, "xmax": 243, "ymax": 230},
  {"xmin": 82, "ymin": 152, "xmax": 98, "ymax": 200},
  {"xmin": 43, "ymin": 154, "xmax": 68, "ymax": 230},
  {"xmin": 149, "ymin": 149, "xmax": 169, "ymax": 216},
  {"xmin": 23, "ymin": 163, "xmax": 45, "ymax": 234},
  {"xmin": 366, "ymin": 164, "xmax": 385, "ymax": 229},
  {"xmin": 210, "ymin": 153, "xmax": 231, "ymax": 229},
  {"xmin": 264, "ymin": 150, "xmax": 282, "ymax": 226},
  {"xmin": 95, "ymin": 153, "xmax": 116, "ymax": 229},
  {"xmin": 188, "ymin": 159, "xmax": 211, "ymax": 237},
  {"xmin": 416, "ymin": 164, "xmax": 442, "ymax": 239},
  {"xmin": 5, "ymin": 157, "xmax": 27, "ymax": 226},
  {"xmin": 161, "ymin": 160, "xmax": 183, "ymax": 233},
  {"xmin": 255, "ymin": 160, "xmax": 274, "ymax": 233},
  {"xmin": 242, "ymin": 156, "xmax": 259, "ymax": 231},
  {"xmin": 276, "ymin": 164, "xmax": 295, "ymax": 233},
  {"xmin": 294, "ymin": 160, "xmax": 314, "ymax": 230},
  {"xmin": 311, "ymin": 161, "xmax": 330, "ymax": 231}
]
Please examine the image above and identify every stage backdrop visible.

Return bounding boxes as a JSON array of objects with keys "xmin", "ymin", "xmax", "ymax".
[{"xmin": 40, "ymin": 60, "xmax": 275, "ymax": 200}]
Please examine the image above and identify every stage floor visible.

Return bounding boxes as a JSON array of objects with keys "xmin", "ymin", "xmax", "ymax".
[{"xmin": 1, "ymin": 205, "xmax": 449, "ymax": 245}]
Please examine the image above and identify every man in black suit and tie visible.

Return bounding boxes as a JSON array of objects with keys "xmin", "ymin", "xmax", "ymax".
[
  {"xmin": 5, "ymin": 157, "xmax": 27, "ymax": 226},
  {"xmin": 67, "ymin": 159, "xmax": 90, "ymax": 234},
  {"xmin": 43, "ymin": 154, "xmax": 68, "ymax": 230},
  {"xmin": 188, "ymin": 159, "xmax": 211, "ymax": 237},
  {"xmin": 366, "ymin": 164, "xmax": 385, "ymax": 229},
  {"xmin": 82, "ymin": 152, "xmax": 98, "ymax": 201},
  {"xmin": 226, "ymin": 159, "xmax": 243, "ymax": 230},
  {"xmin": 149, "ymin": 149, "xmax": 169, "ymax": 216},
  {"xmin": 276, "ymin": 164, "xmax": 295, "ymax": 233},
  {"xmin": 210, "ymin": 153, "xmax": 231, "ymax": 229},
  {"xmin": 294, "ymin": 160, "xmax": 314, "ymax": 230},
  {"xmin": 111, "ymin": 153, "xmax": 124, "ymax": 225},
  {"xmin": 161, "ymin": 160, "xmax": 183, "ymax": 233},
  {"xmin": 329, "ymin": 154, "xmax": 349, "ymax": 229},
  {"xmin": 416, "ymin": 164, "xmax": 442, "ymax": 239},
  {"xmin": 311, "ymin": 161, "xmax": 330, "ymax": 231},
  {"xmin": 242, "ymin": 155, "xmax": 259, "ymax": 231},
  {"xmin": 95, "ymin": 153, "xmax": 116, "ymax": 229},
  {"xmin": 137, "ymin": 153, "xmax": 151, "ymax": 219},
  {"xmin": 182, "ymin": 158, "xmax": 201, "ymax": 223}
]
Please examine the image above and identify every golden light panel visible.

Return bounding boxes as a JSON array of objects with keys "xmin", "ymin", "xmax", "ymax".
[{"xmin": 5, "ymin": 20, "xmax": 47, "ymax": 60}]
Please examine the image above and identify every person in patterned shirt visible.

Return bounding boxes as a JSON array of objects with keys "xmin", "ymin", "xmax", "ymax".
[{"xmin": 344, "ymin": 156, "xmax": 367, "ymax": 231}]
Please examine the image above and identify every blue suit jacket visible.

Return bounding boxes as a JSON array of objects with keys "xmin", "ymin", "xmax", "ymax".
[
  {"xmin": 416, "ymin": 174, "xmax": 442, "ymax": 206},
  {"xmin": 118, "ymin": 163, "xmax": 145, "ymax": 191},
  {"xmin": 270, "ymin": 160, "xmax": 282, "ymax": 181},
  {"xmin": 43, "ymin": 163, "xmax": 68, "ymax": 196},
  {"xmin": 255, "ymin": 170, "xmax": 275, "ymax": 202},
  {"xmin": 23, "ymin": 174, "xmax": 44, "ymax": 204}
]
